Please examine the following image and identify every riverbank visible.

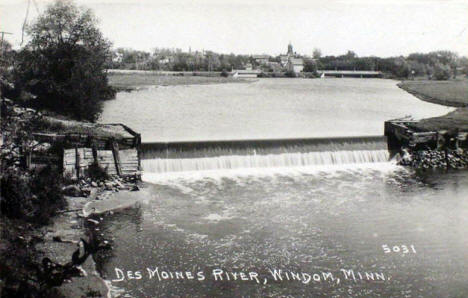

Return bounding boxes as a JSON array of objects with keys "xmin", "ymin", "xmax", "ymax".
[
  {"xmin": 108, "ymin": 71, "xmax": 251, "ymax": 91},
  {"xmin": 34, "ymin": 180, "xmax": 148, "ymax": 297},
  {"xmin": 0, "ymin": 173, "xmax": 144, "ymax": 297},
  {"xmin": 0, "ymin": 98, "xmax": 144, "ymax": 297},
  {"xmin": 394, "ymin": 79, "xmax": 468, "ymax": 169},
  {"xmin": 398, "ymin": 79, "xmax": 468, "ymax": 131},
  {"xmin": 398, "ymin": 79, "xmax": 468, "ymax": 107}
]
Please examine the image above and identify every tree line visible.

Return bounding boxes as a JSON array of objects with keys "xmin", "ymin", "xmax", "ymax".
[
  {"xmin": 111, "ymin": 47, "xmax": 468, "ymax": 81},
  {"xmin": 311, "ymin": 50, "xmax": 466, "ymax": 80},
  {"xmin": 109, "ymin": 47, "xmax": 252, "ymax": 72}
]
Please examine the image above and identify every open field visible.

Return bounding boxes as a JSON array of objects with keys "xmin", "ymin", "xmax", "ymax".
[
  {"xmin": 399, "ymin": 79, "xmax": 468, "ymax": 132},
  {"xmin": 108, "ymin": 72, "xmax": 250, "ymax": 90}
]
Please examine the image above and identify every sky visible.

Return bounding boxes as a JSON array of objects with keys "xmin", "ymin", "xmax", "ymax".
[{"xmin": 1, "ymin": 0, "xmax": 467, "ymax": 57}]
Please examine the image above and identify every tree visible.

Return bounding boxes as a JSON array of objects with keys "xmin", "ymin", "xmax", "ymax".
[
  {"xmin": 312, "ymin": 48, "xmax": 322, "ymax": 59},
  {"xmin": 433, "ymin": 63, "xmax": 451, "ymax": 80},
  {"xmin": 303, "ymin": 58, "xmax": 318, "ymax": 73},
  {"xmin": 345, "ymin": 50, "xmax": 357, "ymax": 59},
  {"xmin": 13, "ymin": 0, "xmax": 115, "ymax": 121},
  {"xmin": 0, "ymin": 39, "xmax": 14, "ymax": 79}
]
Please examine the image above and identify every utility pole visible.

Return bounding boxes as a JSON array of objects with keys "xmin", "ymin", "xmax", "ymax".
[{"xmin": 0, "ymin": 31, "xmax": 13, "ymax": 56}]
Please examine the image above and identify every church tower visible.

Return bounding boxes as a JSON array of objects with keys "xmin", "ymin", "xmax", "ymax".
[{"xmin": 287, "ymin": 43, "xmax": 293, "ymax": 55}]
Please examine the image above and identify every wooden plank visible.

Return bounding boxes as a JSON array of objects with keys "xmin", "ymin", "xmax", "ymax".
[
  {"xmin": 63, "ymin": 149, "xmax": 77, "ymax": 179},
  {"xmin": 119, "ymin": 149, "xmax": 140, "ymax": 174},
  {"xmin": 75, "ymin": 147, "xmax": 81, "ymax": 179},
  {"xmin": 97, "ymin": 150, "xmax": 117, "ymax": 175},
  {"xmin": 111, "ymin": 141, "xmax": 122, "ymax": 176}
]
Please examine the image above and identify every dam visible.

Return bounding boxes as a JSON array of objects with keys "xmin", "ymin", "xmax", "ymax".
[{"xmin": 140, "ymin": 136, "xmax": 389, "ymax": 173}]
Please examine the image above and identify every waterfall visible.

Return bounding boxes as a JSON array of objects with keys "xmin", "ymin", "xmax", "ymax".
[
  {"xmin": 140, "ymin": 136, "xmax": 390, "ymax": 174},
  {"xmin": 142, "ymin": 150, "xmax": 389, "ymax": 173}
]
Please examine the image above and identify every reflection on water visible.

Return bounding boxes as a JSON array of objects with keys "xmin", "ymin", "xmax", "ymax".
[{"xmin": 94, "ymin": 166, "xmax": 468, "ymax": 297}]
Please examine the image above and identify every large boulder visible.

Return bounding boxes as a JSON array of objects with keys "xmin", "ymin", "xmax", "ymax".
[{"xmin": 61, "ymin": 185, "xmax": 82, "ymax": 197}]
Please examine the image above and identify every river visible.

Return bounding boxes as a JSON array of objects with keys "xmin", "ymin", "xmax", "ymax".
[
  {"xmin": 100, "ymin": 78, "xmax": 452, "ymax": 142},
  {"xmin": 96, "ymin": 78, "xmax": 467, "ymax": 297}
]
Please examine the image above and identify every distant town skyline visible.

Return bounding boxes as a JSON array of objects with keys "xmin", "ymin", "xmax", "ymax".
[{"xmin": 1, "ymin": 0, "xmax": 467, "ymax": 57}]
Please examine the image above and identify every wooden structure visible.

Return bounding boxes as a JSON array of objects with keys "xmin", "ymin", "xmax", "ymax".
[
  {"xmin": 31, "ymin": 123, "xmax": 141, "ymax": 179},
  {"xmin": 384, "ymin": 117, "xmax": 468, "ymax": 156}
]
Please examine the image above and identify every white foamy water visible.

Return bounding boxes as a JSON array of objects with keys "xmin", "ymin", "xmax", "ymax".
[
  {"xmin": 142, "ymin": 160, "xmax": 399, "ymax": 185},
  {"xmin": 142, "ymin": 149, "xmax": 390, "ymax": 174}
]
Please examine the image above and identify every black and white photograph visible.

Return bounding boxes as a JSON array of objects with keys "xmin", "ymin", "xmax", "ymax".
[{"xmin": 1, "ymin": 0, "xmax": 467, "ymax": 297}]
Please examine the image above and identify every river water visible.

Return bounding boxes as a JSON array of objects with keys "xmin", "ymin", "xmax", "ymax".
[
  {"xmin": 96, "ymin": 78, "xmax": 468, "ymax": 297},
  {"xmin": 100, "ymin": 78, "xmax": 452, "ymax": 142}
]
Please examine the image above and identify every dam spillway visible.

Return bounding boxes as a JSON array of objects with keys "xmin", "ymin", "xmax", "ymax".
[{"xmin": 140, "ymin": 136, "xmax": 390, "ymax": 173}]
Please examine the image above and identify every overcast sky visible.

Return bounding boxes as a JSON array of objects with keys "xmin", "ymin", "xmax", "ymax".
[{"xmin": 1, "ymin": 0, "xmax": 467, "ymax": 57}]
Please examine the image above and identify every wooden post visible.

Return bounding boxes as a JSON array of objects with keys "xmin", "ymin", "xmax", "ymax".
[
  {"xmin": 75, "ymin": 146, "xmax": 80, "ymax": 179},
  {"xmin": 111, "ymin": 140, "xmax": 122, "ymax": 176},
  {"xmin": 25, "ymin": 150, "xmax": 31, "ymax": 170},
  {"xmin": 19, "ymin": 145, "xmax": 31, "ymax": 169},
  {"xmin": 136, "ymin": 134, "xmax": 141, "ymax": 170},
  {"xmin": 91, "ymin": 139, "xmax": 98, "ymax": 166}
]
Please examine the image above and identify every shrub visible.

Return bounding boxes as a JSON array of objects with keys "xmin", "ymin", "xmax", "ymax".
[
  {"xmin": 220, "ymin": 70, "xmax": 230, "ymax": 77},
  {"xmin": 0, "ymin": 166, "xmax": 66, "ymax": 225},
  {"xmin": 285, "ymin": 70, "xmax": 297, "ymax": 78},
  {"xmin": 87, "ymin": 161, "xmax": 109, "ymax": 181}
]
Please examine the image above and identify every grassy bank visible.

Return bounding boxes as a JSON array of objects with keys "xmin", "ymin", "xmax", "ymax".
[
  {"xmin": 398, "ymin": 79, "xmax": 468, "ymax": 132},
  {"xmin": 399, "ymin": 79, "xmax": 468, "ymax": 107},
  {"xmin": 410, "ymin": 108, "xmax": 468, "ymax": 132},
  {"xmin": 108, "ymin": 72, "xmax": 250, "ymax": 91}
]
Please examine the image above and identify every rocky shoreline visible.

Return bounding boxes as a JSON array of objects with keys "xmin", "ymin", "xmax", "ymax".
[
  {"xmin": 396, "ymin": 147, "xmax": 468, "ymax": 169},
  {"xmin": 34, "ymin": 176, "xmax": 146, "ymax": 297},
  {"xmin": 0, "ymin": 95, "xmax": 147, "ymax": 297}
]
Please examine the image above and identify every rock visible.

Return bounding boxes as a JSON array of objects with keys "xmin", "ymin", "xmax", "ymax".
[
  {"xmin": 115, "ymin": 180, "xmax": 125, "ymax": 189},
  {"xmin": 104, "ymin": 182, "xmax": 113, "ymax": 190},
  {"xmin": 62, "ymin": 185, "xmax": 82, "ymax": 197},
  {"xmin": 91, "ymin": 181, "xmax": 98, "ymax": 187},
  {"xmin": 130, "ymin": 185, "xmax": 139, "ymax": 191},
  {"xmin": 81, "ymin": 187, "xmax": 91, "ymax": 197},
  {"xmin": 87, "ymin": 218, "xmax": 99, "ymax": 225}
]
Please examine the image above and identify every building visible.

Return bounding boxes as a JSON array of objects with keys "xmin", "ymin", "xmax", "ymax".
[
  {"xmin": 266, "ymin": 61, "xmax": 282, "ymax": 72},
  {"xmin": 232, "ymin": 69, "xmax": 261, "ymax": 78},
  {"xmin": 286, "ymin": 57, "xmax": 304, "ymax": 73},
  {"xmin": 252, "ymin": 55, "xmax": 270, "ymax": 65},
  {"xmin": 279, "ymin": 55, "xmax": 289, "ymax": 67},
  {"xmin": 112, "ymin": 52, "xmax": 123, "ymax": 63},
  {"xmin": 283, "ymin": 43, "xmax": 304, "ymax": 73}
]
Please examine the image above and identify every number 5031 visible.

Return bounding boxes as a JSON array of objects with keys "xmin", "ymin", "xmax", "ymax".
[{"xmin": 382, "ymin": 244, "xmax": 416, "ymax": 254}]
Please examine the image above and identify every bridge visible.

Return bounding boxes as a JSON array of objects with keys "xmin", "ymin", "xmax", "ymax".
[{"xmin": 318, "ymin": 70, "xmax": 383, "ymax": 78}]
